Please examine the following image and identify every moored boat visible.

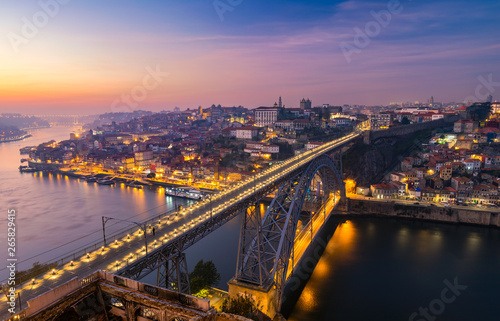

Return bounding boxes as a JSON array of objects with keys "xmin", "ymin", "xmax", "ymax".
[{"xmin": 165, "ymin": 187, "xmax": 203, "ymax": 200}]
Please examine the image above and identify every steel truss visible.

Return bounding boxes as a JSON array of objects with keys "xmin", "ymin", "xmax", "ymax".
[
  {"xmin": 117, "ymin": 166, "xmax": 305, "ymax": 281},
  {"xmin": 117, "ymin": 142, "xmax": 349, "ymax": 299},
  {"xmin": 157, "ymin": 253, "xmax": 191, "ymax": 294},
  {"xmin": 235, "ymin": 154, "xmax": 345, "ymax": 310}
]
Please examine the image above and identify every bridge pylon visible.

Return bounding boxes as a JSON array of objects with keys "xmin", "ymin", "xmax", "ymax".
[{"xmin": 157, "ymin": 253, "xmax": 191, "ymax": 295}]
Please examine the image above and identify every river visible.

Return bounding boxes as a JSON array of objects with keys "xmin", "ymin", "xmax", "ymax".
[
  {"xmin": 0, "ymin": 126, "xmax": 241, "ymax": 287},
  {"xmin": 2, "ymin": 127, "xmax": 499, "ymax": 320},
  {"xmin": 287, "ymin": 218, "xmax": 500, "ymax": 321}
]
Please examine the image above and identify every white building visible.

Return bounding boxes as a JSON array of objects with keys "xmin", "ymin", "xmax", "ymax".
[
  {"xmin": 235, "ymin": 127, "xmax": 259, "ymax": 139},
  {"xmin": 262, "ymin": 145, "xmax": 279, "ymax": 154},
  {"xmin": 306, "ymin": 142, "xmax": 324, "ymax": 150},
  {"xmin": 254, "ymin": 107, "xmax": 280, "ymax": 127}
]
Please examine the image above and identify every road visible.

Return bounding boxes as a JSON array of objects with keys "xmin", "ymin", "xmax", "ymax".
[
  {"xmin": 1, "ymin": 132, "xmax": 359, "ymax": 320},
  {"xmin": 348, "ymin": 195, "xmax": 500, "ymax": 213},
  {"xmin": 287, "ymin": 195, "xmax": 339, "ymax": 278}
]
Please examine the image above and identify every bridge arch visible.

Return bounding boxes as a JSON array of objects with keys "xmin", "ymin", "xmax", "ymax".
[{"xmin": 234, "ymin": 154, "xmax": 345, "ymax": 312}]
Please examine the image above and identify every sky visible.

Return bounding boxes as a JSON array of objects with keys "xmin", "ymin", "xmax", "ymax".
[{"xmin": 0, "ymin": 0, "xmax": 499, "ymax": 114}]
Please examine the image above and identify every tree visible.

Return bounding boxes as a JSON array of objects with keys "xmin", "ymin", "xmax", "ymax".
[
  {"xmin": 189, "ymin": 260, "xmax": 220, "ymax": 295},
  {"xmin": 401, "ymin": 116, "xmax": 410, "ymax": 125},
  {"xmin": 220, "ymin": 295, "xmax": 264, "ymax": 321}
]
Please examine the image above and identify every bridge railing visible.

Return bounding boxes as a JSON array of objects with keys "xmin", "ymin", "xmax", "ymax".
[{"xmin": 0, "ymin": 207, "xmax": 179, "ymax": 286}]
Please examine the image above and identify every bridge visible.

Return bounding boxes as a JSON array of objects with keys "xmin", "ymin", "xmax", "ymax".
[
  {"xmin": 2, "ymin": 132, "xmax": 360, "ymax": 320},
  {"xmin": 27, "ymin": 114, "xmax": 95, "ymax": 126}
]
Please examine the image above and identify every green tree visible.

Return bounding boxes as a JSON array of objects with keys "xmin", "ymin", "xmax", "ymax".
[
  {"xmin": 401, "ymin": 116, "xmax": 410, "ymax": 125},
  {"xmin": 220, "ymin": 294, "xmax": 264, "ymax": 321},
  {"xmin": 189, "ymin": 260, "xmax": 220, "ymax": 295}
]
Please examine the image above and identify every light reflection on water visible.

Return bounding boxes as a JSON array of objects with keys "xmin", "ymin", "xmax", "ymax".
[
  {"xmin": 0, "ymin": 127, "xmax": 190, "ymax": 280},
  {"xmin": 288, "ymin": 219, "xmax": 500, "ymax": 321},
  {"xmin": 1, "ymin": 127, "xmax": 241, "ymax": 291}
]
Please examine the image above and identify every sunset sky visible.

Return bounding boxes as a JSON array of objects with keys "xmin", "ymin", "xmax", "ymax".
[{"xmin": 1, "ymin": 0, "xmax": 499, "ymax": 114}]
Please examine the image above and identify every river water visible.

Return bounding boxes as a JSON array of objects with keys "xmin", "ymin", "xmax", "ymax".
[
  {"xmin": 288, "ymin": 218, "xmax": 500, "ymax": 321},
  {"xmin": 0, "ymin": 126, "xmax": 241, "ymax": 287},
  {"xmin": 2, "ymin": 127, "xmax": 499, "ymax": 320}
]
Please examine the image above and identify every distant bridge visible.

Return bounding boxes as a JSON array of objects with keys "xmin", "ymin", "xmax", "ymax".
[{"xmin": 27, "ymin": 114, "xmax": 94, "ymax": 126}]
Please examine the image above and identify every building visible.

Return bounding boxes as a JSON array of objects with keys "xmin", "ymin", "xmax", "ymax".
[
  {"xmin": 463, "ymin": 158, "xmax": 481, "ymax": 172},
  {"xmin": 300, "ymin": 98, "xmax": 312, "ymax": 110},
  {"xmin": 455, "ymin": 139, "xmax": 474, "ymax": 150},
  {"xmin": 134, "ymin": 150, "xmax": 154, "ymax": 168},
  {"xmin": 369, "ymin": 112, "xmax": 393, "ymax": 130},
  {"xmin": 492, "ymin": 101, "xmax": 500, "ymax": 114},
  {"xmin": 5, "ymin": 270, "xmax": 242, "ymax": 321},
  {"xmin": 330, "ymin": 117, "xmax": 352, "ymax": 128},
  {"xmin": 401, "ymin": 159, "xmax": 413, "ymax": 171},
  {"xmin": 262, "ymin": 144, "xmax": 279, "ymax": 154},
  {"xmin": 235, "ymin": 126, "xmax": 259, "ymax": 139},
  {"xmin": 439, "ymin": 165, "xmax": 453, "ymax": 180},
  {"xmin": 306, "ymin": 142, "xmax": 325, "ymax": 150},
  {"xmin": 451, "ymin": 161, "xmax": 465, "ymax": 174},
  {"xmin": 254, "ymin": 107, "xmax": 280, "ymax": 127},
  {"xmin": 454, "ymin": 119, "xmax": 478, "ymax": 133},
  {"xmin": 451, "ymin": 177, "xmax": 474, "ymax": 192},
  {"xmin": 370, "ymin": 183, "xmax": 397, "ymax": 199}
]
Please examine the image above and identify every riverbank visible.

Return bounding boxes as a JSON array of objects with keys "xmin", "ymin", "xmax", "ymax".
[
  {"xmin": 346, "ymin": 198, "xmax": 500, "ymax": 227},
  {"xmin": 0, "ymin": 133, "xmax": 32, "ymax": 143}
]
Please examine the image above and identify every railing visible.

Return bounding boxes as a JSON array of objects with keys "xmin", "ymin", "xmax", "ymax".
[{"xmin": 0, "ymin": 206, "xmax": 179, "ymax": 286}]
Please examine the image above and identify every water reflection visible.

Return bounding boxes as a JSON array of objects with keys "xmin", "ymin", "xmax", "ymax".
[
  {"xmin": 0, "ymin": 127, "xmax": 189, "ymax": 280},
  {"xmin": 288, "ymin": 219, "xmax": 500, "ymax": 321}
]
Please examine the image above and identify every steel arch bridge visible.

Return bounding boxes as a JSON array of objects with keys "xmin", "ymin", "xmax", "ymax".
[
  {"xmin": 115, "ymin": 133, "xmax": 358, "ymax": 313},
  {"xmin": 234, "ymin": 153, "xmax": 345, "ymax": 311}
]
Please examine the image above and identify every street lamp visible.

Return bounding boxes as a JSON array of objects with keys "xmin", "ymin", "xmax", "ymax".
[
  {"xmin": 209, "ymin": 193, "xmax": 213, "ymax": 219},
  {"xmin": 102, "ymin": 216, "xmax": 149, "ymax": 255}
]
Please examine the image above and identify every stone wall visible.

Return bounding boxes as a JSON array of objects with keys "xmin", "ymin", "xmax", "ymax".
[
  {"xmin": 364, "ymin": 116, "xmax": 460, "ymax": 144},
  {"xmin": 346, "ymin": 198, "xmax": 500, "ymax": 227}
]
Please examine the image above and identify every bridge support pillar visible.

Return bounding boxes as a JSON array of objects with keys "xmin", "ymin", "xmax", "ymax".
[
  {"xmin": 157, "ymin": 253, "xmax": 191, "ymax": 295},
  {"xmin": 227, "ymin": 278, "xmax": 277, "ymax": 319}
]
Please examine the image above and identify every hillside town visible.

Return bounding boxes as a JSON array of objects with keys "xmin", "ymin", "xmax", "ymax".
[
  {"xmin": 360, "ymin": 101, "xmax": 500, "ymax": 207},
  {"xmin": 22, "ymin": 100, "xmax": 499, "ymax": 202}
]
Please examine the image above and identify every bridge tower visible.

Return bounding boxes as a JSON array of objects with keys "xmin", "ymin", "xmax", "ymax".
[{"xmin": 229, "ymin": 153, "xmax": 345, "ymax": 317}]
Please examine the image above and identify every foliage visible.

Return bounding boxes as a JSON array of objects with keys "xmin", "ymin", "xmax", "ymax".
[
  {"xmin": 401, "ymin": 116, "xmax": 410, "ymax": 125},
  {"xmin": 272, "ymin": 142, "xmax": 294, "ymax": 160},
  {"xmin": 220, "ymin": 294, "xmax": 264, "ymax": 321},
  {"xmin": 220, "ymin": 154, "xmax": 235, "ymax": 167},
  {"xmin": 192, "ymin": 288, "xmax": 210, "ymax": 299},
  {"xmin": 189, "ymin": 260, "xmax": 220, "ymax": 294}
]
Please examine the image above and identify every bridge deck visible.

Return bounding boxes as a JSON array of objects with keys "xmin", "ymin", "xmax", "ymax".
[{"xmin": 0, "ymin": 132, "xmax": 359, "ymax": 320}]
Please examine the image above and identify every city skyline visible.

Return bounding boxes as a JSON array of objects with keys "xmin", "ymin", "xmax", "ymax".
[{"xmin": 1, "ymin": 0, "xmax": 499, "ymax": 114}]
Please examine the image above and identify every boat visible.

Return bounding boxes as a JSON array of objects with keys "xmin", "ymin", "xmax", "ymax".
[
  {"xmin": 86, "ymin": 176, "xmax": 97, "ymax": 182},
  {"xmin": 19, "ymin": 146, "xmax": 36, "ymax": 155},
  {"xmin": 97, "ymin": 178, "xmax": 115, "ymax": 185},
  {"xmin": 127, "ymin": 181, "xmax": 143, "ymax": 189},
  {"xmin": 19, "ymin": 165, "xmax": 37, "ymax": 173},
  {"xmin": 165, "ymin": 187, "xmax": 203, "ymax": 200}
]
